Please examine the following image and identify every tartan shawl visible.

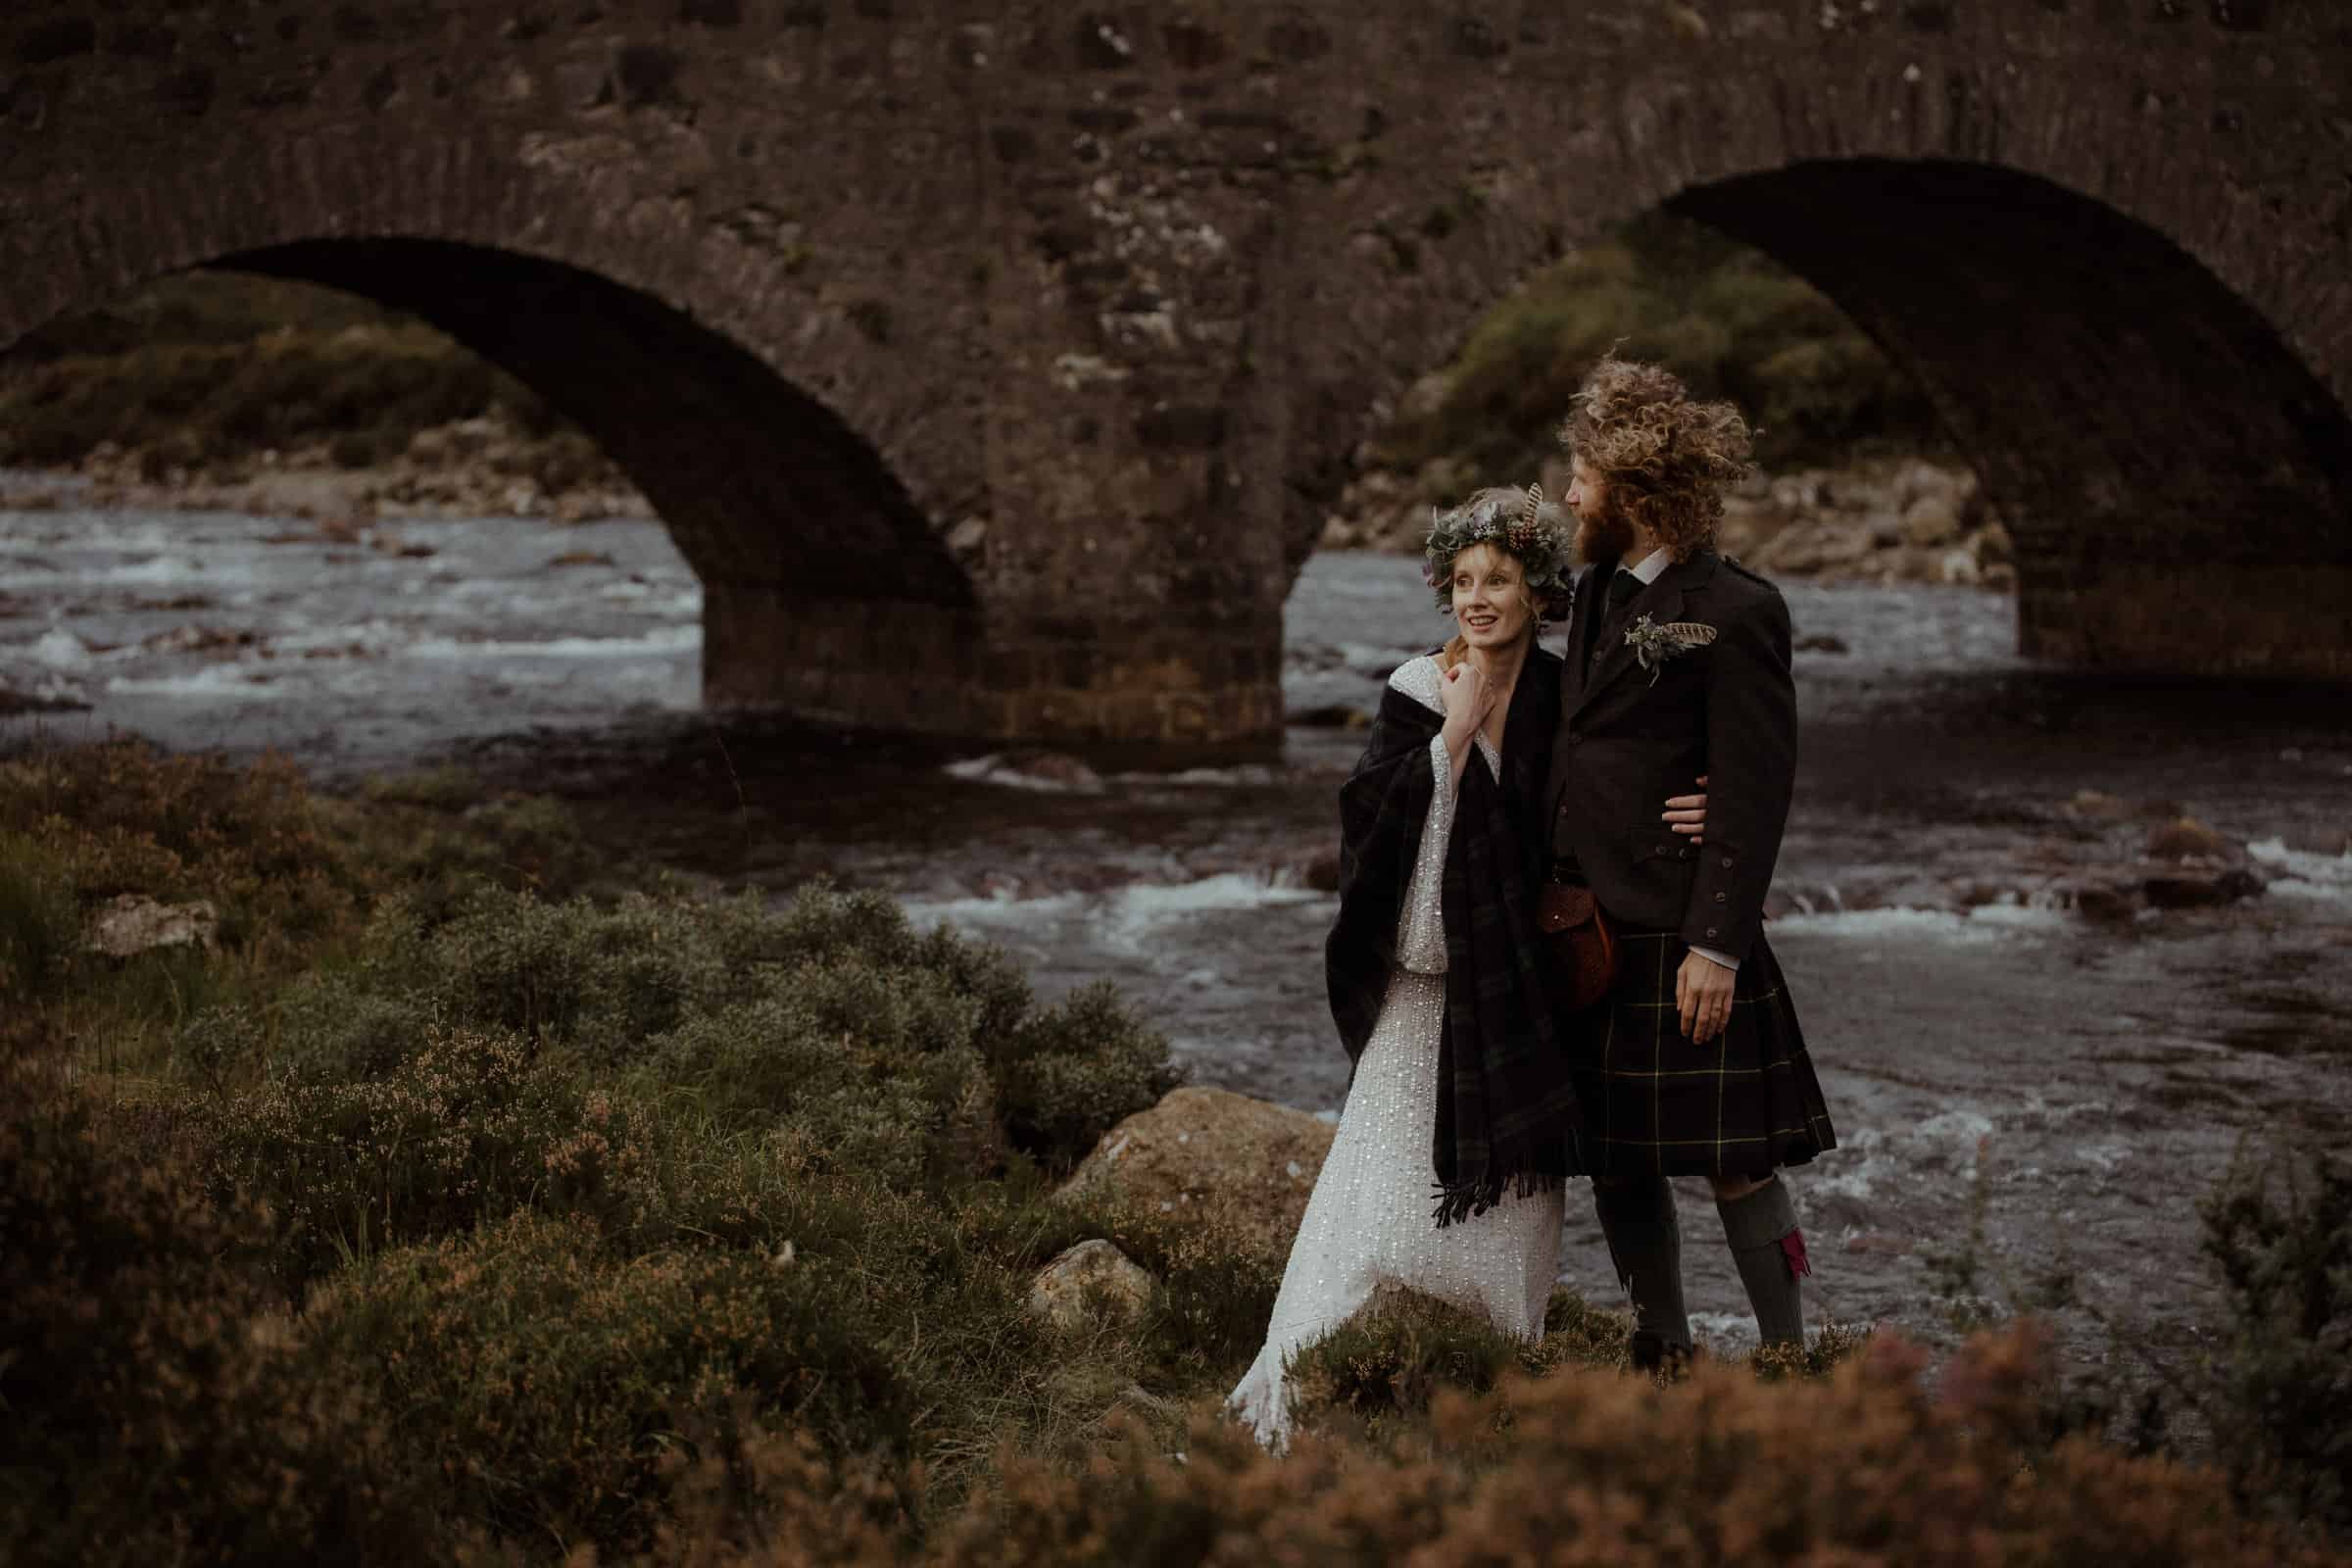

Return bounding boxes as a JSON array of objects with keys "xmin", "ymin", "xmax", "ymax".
[{"xmin": 1325, "ymin": 648, "xmax": 1585, "ymax": 1229}]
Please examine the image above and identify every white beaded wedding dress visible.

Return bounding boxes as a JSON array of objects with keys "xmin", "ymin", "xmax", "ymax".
[{"xmin": 1227, "ymin": 655, "xmax": 1564, "ymax": 1451}]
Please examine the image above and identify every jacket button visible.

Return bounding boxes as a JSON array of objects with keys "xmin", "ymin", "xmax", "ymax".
[
  {"xmin": 1720, "ymin": 856, "xmax": 1734, "ymax": 868},
  {"xmin": 1713, "ymin": 892, "xmax": 1727, "ymax": 904},
  {"xmin": 1566, "ymin": 732, "xmax": 1583, "ymax": 745},
  {"xmin": 1705, "ymin": 927, "xmax": 1719, "ymax": 939}
]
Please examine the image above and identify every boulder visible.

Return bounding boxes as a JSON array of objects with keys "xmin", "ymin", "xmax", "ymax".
[
  {"xmin": 1936, "ymin": 548, "xmax": 1982, "ymax": 587},
  {"xmin": 2063, "ymin": 875, "xmax": 2143, "ymax": 923},
  {"xmin": 2142, "ymin": 867, "xmax": 2266, "ymax": 909},
  {"xmin": 2146, "ymin": 816, "xmax": 2231, "ymax": 863},
  {"xmin": 1026, "ymin": 1240, "xmax": 1155, "ymax": 1331},
  {"xmin": 1901, "ymin": 494, "xmax": 1965, "ymax": 549},
  {"xmin": 1055, "ymin": 1085, "xmax": 1336, "ymax": 1258},
  {"xmin": 1971, "ymin": 521, "xmax": 2015, "ymax": 565},
  {"xmin": 1753, "ymin": 520, "xmax": 1876, "ymax": 575},
  {"xmin": 87, "ymin": 895, "xmax": 219, "ymax": 958}
]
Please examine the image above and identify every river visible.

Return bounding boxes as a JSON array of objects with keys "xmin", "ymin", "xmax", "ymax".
[{"xmin": 6, "ymin": 491, "xmax": 2350, "ymax": 1407}]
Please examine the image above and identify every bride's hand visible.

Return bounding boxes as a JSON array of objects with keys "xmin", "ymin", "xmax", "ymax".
[
  {"xmin": 1662, "ymin": 773, "xmax": 1707, "ymax": 846},
  {"xmin": 1439, "ymin": 662, "xmax": 1494, "ymax": 736}
]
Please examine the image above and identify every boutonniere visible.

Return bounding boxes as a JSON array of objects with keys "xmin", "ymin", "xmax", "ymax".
[{"xmin": 1623, "ymin": 614, "xmax": 1718, "ymax": 683}]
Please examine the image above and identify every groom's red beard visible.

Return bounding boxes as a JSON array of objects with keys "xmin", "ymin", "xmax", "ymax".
[{"xmin": 1576, "ymin": 493, "xmax": 1640, "ymax": 565}]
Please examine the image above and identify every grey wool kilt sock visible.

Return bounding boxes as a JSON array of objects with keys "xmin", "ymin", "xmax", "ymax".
[
  {"xmin": 1718, "ymin": 1177, "xmax": 1810, "ymax": 1348},
  {"xmin": 1592, "ymin": 1177, "xmax": 1691, "ymax": 1353}
]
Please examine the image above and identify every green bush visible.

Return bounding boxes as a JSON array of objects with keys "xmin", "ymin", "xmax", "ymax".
[
  {"xmin": 986, "ymin": 982, "xmax": 1184, "ymax": 1171},
  {"xmin": 0, "ymin": 1074, "xmax": 427, "ymax": 1567},
  {"xmin": 206, "ymin": 1022, "xmax": 663, "ymax": 1290},
  {"xmin": 2202, "ymin": 1149, "xmax": 2352, "ymax": 1535},
  {"xmin": 0, "ymin": 829, "xmax": 77, "ymax": 1004},
  {"xmin": 1375, "ymin": 211, "xmax": 1944, "ymax": 479},
  {"xmin": 310, "ymin": 1208, "xmax": 917, "ymax": 1557}
]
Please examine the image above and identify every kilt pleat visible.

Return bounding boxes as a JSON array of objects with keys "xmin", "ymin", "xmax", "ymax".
[{"xmin": 1565, "ymin": 926, "xmax": 1836, "ymax": 1179}]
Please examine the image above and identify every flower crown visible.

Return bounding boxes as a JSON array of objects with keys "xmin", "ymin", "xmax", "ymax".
[{"xmin": 1421, "ymin": 482, "xmax": 1576, "ymax": 612}]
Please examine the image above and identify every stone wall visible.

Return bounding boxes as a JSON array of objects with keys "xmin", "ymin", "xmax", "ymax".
[{"xmin": 3, "ymin": 0, "xmax": 2347, "ymax": 742}]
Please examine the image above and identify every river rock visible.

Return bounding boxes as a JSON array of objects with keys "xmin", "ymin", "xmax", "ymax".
[
  {"xmin": 1972, "ymin": 521, "xmax": 2015, "ymax": 565},
  {"xmin": 1055, "ymin": 1085, "xmax": 1335, "ymax": 1258},
  {"xmin": 1901, "ymin": 494, "xmax": 1965, "ymax": 549},
  {"xmin": 87, "ymin": 894, "xmax": 219, "ymax": 958},
  {"xmin": 2147, "ymin": 816, "xmax": 2231, "ymax": 862},
  {"xmin": 1754, "ymin": 519, "xmax": 1876, "ymax": 575},
  {"xmin": 2142, "ymin": 866, "xmax": 2266, "ymax": 909},
  {"xmin": 1026, "ymin": 1239, "xmax": 1155, "ymax": 1331}
]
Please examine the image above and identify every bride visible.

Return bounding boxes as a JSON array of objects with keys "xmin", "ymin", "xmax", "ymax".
[{"xmin": 1228, "ymin": 483, "xmax": 1707, "ymax": 1449}]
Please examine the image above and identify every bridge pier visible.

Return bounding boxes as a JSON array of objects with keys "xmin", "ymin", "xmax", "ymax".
[{"xmin": 2019, "ymin": 563, "xmax": 2352, "ymax": 685}]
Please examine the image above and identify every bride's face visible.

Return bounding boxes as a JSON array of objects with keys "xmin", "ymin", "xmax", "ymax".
[{"xmin": 1449, "ymin": 544, "xmax": 1534, "ymax": 652}]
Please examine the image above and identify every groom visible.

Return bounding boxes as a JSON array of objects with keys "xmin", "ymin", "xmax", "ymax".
[{"xmin": 1544, "ymin": 356, "xmax": 1838, "ymax": 1369}]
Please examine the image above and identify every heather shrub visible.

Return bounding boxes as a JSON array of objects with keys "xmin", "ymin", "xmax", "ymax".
[
  {"xmin": 0, "ymin": 1073, "xmax": 428, "ymax": 1566},
  {"xmin": 206, "ymin": 1023, "xmax": 662, "ymax": 1290},
  {"xmin": 2202, "ymin": 1149, "xmax": 2352, "ymax": 1536},
  {"xmin": 0, "ymin": 829, "xmax": 77, "ymax": 1003},
  {"xmin": 309, "ymin": 1208, "xmax": 917, "ymax": 1556},
  {"xmin": 0, "ymin": 741, "xmax": 352, "ymax": 930},
  {"xmin": 1017, "ymin": 1186, "xmax": 1284, "ymax": 1381},
  {"xmin": 915, "ymin": 1326, "xmax": 2338, "ymax": 1568},
  {"xmin": 1286, "ymin": 1286, "xmax": 1543, "ymax": 1431},
  {"xmin": 986, "ymin": 981, "xmax": 1185, "ymax": 1170}
]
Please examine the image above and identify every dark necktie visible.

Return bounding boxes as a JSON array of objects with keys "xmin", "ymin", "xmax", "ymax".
[{"xmin": 1586, "ymin": 568, "xmax": 1643, "ymax": 672}]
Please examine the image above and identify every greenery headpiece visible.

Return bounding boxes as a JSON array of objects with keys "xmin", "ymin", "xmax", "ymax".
[{"xmin": 1421, "ymin": 482, "xmax": 1576, "ymax": 612}]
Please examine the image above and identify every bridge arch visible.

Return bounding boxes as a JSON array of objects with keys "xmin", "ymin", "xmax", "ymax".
[
  {"xmin": 1285, "ymin": 156, "xmax": 2352, "ymax": 678},
  {"xmin": 2, "ymin": 128, "xmax": 1002, "ymax": 732}
]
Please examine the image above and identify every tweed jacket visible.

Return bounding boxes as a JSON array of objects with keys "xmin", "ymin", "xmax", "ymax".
[{"xmin": 1545, "ymin": 548, "xmax": 1796, "ymax": 962}]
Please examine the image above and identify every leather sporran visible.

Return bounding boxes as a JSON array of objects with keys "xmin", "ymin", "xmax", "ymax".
[{"xmin": 1538, "ymin": 881, "xmax": 1618, "ymax": 1011}]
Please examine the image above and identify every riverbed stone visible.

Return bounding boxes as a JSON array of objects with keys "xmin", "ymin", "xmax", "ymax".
[
  {"xmin": 2147, "ymin": 816, "xmax": 2232, "ymax": 862},
  {"xmin": 1901, "ymin": 493, "xmax": 1965, "ymax": 548},
  {"xmin": 1055, "ymin": 1085, "xmax": 1334, "ymax": 1258},
  {"xmin": 1026, "ymin": 1239, "xmax": 1155, "ymax": 1331},
  {"xmin": 2142, "ymin": 865, "xmax": 2266, "ymax": 909}
]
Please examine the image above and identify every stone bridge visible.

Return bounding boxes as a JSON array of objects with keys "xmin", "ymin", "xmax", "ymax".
[{"xmin": 4, "ymin": 1, "xmax": 2347, "ymax": 748}]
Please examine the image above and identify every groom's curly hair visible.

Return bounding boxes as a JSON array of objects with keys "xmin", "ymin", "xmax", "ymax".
[{"xmin": 1558, "ymin": 355, "xmax": 1753, "ymax": 564}]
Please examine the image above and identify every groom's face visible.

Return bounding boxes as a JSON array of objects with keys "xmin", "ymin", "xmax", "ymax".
[{"xmin": 1568, "ymin": 461, "xmax": 1637, "ymax": 564}]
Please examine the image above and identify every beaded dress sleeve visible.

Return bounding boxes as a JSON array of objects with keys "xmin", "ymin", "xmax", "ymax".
[{"xmin": 1388, "ymin": 657, "xmax": 1500, "ymax": 975}]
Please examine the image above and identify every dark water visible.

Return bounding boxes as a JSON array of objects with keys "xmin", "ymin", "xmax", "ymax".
[{"xmin": 8, "ymin": 497, "xmax": 2351, "ymax": 1388}]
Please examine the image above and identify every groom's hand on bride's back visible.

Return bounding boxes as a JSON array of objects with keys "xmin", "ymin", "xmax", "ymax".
[{"xmin": 1662, "ymin": 774, "xmax": 1708, "ymax": 846}]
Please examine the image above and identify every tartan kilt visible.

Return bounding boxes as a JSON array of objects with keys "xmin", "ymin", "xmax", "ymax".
[{"xmin": 1562, "ymin": 924, "xmax": 1837, "ymax": 1179}]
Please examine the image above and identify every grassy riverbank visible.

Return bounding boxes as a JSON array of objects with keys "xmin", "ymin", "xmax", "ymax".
[{"xmin": 4, "ymin": 744, "xmax": 2343, "ymax": 1564}]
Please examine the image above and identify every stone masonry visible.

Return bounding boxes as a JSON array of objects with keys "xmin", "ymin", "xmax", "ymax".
[{"xmin": 3, "ymin": 2, "xmax": 2347, "ymax": 747}]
